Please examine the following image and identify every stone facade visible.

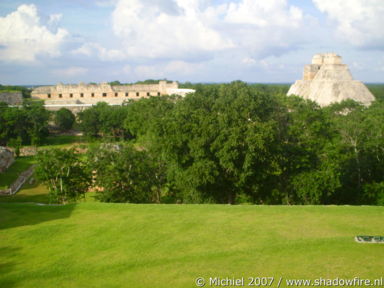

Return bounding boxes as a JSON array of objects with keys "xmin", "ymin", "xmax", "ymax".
[
  {"xmin": 0, "ymin": 91, "xmax": 23, "ymax": 105},
  {"xmin": 0, "ymin": 146, "xmax": 14, "ymax": 173},
  {"xmin": 31, "ymin": 81, "xmax": 194, "ymax": 112},
  {"xmin": 287, "ymin": 53, "xmax": 375, "ymax": 107}
]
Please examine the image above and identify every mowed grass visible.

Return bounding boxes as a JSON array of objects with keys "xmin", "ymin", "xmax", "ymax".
[
  {"xmin": 0, "ymin": 204, "xmax": 383, "ymax": 288},
  {"xmin": 0, "ymin": 180, "xmax": 96, "ymax": 204},
  {"xmin": 0, "ymin": 180, "xmax": 49, "ymax": 203},
  {"xmin": 39, "ymin": 135, "xmax": 87, "ymax": 149}
]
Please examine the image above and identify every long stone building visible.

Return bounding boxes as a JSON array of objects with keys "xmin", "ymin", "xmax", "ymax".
[
  {"xmin": 287, "ymin": 53, "xmax": 375, "ymax": 106},
  {"xmin": 31, "ymin": 81, "xmax": 194, "ymax": 111}
]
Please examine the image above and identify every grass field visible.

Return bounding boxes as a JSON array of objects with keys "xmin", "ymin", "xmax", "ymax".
[
  {"xmin": 0, "ymin": 181, "xmax": 49, "ymax": 203},
  {"xmin": 39, "ymin": 135, "xmax": 87, "ymax": 149},
  {"xmin": 0, "ymin": 203, "xmax": 383, "ymax": 288},
  {"xmin": 0, "ymin": 180, "xmax": 96, "ymax": 204}
]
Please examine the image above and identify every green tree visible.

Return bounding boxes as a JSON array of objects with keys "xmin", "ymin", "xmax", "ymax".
[
  {"xmin": 123, "ymin": 95, "xmax": 176, "ymax": 140},
  {"xmin": 78, "ymin": 102, "xmax": 108, "ymax": 137},
  {"xmin": 109, "ymin": 80, "xmax": 121, "ymax": 86},
  {"xmin": 35, "ymin": 148, "xmax": 92, "ymax": 204},
  {"xmin": 7, "ymin": 137, "xmax": 22, "ymax": 158},
  {"xmin": 363, "ymin": 182, "xmax": 384, "ymax": 205},
  {"xmin": 0, "ymin": 100, "xmax": 49, "ymax": 146},
  {"xmin": 78, "ymin": 102, "xmax": 130, "ymax": 139},
  {"xmin": 23, "ymin": 100, "xmax": 50, "ymax": 145},
  {"xmin": 55, "ymin": 108, "xmax": 76, "ymax": 131},
  {"xmin": 278, "ymin": 96, "xmax": 338, "ymax": 204},
  {"xmin": 157, "ymin": 81, "xmax": 282, "ymax": 204},
  {"xmin": 88, "ymin": 144, "xmax": 165, "ymax": 203},
  {"xmin": 99, "ymin": 105, "xmax": 129, "ymax": 139}
]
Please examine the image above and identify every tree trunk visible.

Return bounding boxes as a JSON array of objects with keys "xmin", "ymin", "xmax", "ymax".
[
  {"xmin": 353, "ymin": 145, "xmax": 361, "ymax": 189},
  {"xmin": 227, "ymin": 190, "xmax": 235, "ymax": 205}
]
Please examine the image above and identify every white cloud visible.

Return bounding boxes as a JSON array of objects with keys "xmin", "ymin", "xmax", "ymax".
[
  {"xmin": 111, "ymin": 0, "xmax": 234, "ymax": 59},
  {"xmin": 214, "ymin": 0, "xmax": 305, "ymax": 57},
  {"xmin": 0, "ymin": 4, "xmax": 68, "ymax": 62},
  {"xmin": 108, "ymin": 0, "xmax": 304, "ymax": 61},
  {"xmin": 312, "ymin": 0, "xmax": 384, "ymax": 48},
  {"xmin": 71, "ymin": 43, "xmax": 94, "ymax": 57},
  {"xmin": 48, "ymin": 14, "xmax": 62, "ymax": 27},
  {"xmin": 53, "ymin": 66, "xmax": 88, "ymax": 77},
  {"xmin": 223, "ymin": 0, "xmax": 302, "ymax": 28},
  {"xmin": 71, "ymin": 42, "xmax": 125, "ymax": 61},
  {"xmin": 242, "ymin": 57, "xmax": 257, "ymax": 66},
  {"xmin": 164, "ymin": 61, "xmax": 203, "ymax": 75},
  {"xmin": 134, "ymin": 65, "xmax": 163, "ymax": 79},
  {"xmin": 132, "ymin": 61, "xmax": 203, "ymax": 79}
]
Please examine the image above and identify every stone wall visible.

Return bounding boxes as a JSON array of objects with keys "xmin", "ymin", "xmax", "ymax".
[
  {"xmin": 0, "ymin": 147, "xmax": 14, "ymax": 173},
  {"xmin": 0, "ymin": 165, "xmax": 35, "ymax": 195},
  {"xmin": 303, "ymin": 64, "xmax": 321, "ymax": 80},
  {"xmin": 0, "ymin": 91, "xmax": 23, "ymax": 105},
  {"xmin": 312, "ymin": 53, "xmax": 342, "ymax": 65}
]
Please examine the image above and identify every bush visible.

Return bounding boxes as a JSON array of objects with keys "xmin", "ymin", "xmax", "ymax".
[
  {"xmin": 35, "ymin": 148, "xmax": 92, "ymax": 204},
  {"xmin": 363, "ymin": 182, "xmax": 384, "ymax": 205}
]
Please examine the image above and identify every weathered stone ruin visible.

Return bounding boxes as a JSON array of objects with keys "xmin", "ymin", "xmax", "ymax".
[
  {"xmin": 287, "ymin": 53, "xmax": 375, "ymax": 107},
  {"xmin": 0, "ymin": 91, "xmax": 23, "ymax": 105},
  {"xmin": 0, "ymin": 146, "xmax": 14, "ymax": 173}
]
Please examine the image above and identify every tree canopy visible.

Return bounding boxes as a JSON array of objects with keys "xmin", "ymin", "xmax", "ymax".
[
  {"xmin": 0, "ymin": 100, "xmax": 50, "ymax": 146},
  {"xmin": 55, "ymin": 108, "xmax": 76, "ymax": 131},
  {"xmin": 32, "ymin": 82, "xmax": 384, "ymax": 205}
]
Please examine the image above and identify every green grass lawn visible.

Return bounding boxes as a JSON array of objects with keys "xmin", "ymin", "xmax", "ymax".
[
  {"xmin": 0, "ymin": 180, "xmax": 96, "ymax": 204},
  {"xmin": 0, "ymin": 180, "xmax": 49, "ymax": 203},
  {"xmin": 0, "ymin": 204, "xmax": 383, "ymax": 288},
  {"xmin": 0, "ymin": 157, "xmax": 35, "ymax": 189},
  {"xmin": 39, "ymin": 135, "xmax": 87, "ymax": 149},
  {"xmin": 39, "ymin": 135, "xmax": 110, "ymax": 151}
]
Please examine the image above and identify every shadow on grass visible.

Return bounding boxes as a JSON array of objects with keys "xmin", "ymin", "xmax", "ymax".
[
  {"xmin": 0, "ymin": 203, "xmax": 75, "ymax": 230},
  {"xmin": 41, "ymin": 135, "xmax": 87, "ymax": 148},
  {"xmin": 0, "ymin": 183, "xmax": 75, "ymax": 286},
  {"xmin": 0, "ymin": 246, "xmax": 22, "ymax": 288},
  {"xmin": 0, "ymin": 193, "xmax": 50, "ymax": 204}
]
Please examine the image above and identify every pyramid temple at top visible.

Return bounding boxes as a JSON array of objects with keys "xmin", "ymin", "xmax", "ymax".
[{"xmin": 287, "ymin": 53, "xmax": 375, "ymax": 107}]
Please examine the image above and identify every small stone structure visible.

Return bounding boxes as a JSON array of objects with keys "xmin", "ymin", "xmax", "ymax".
[
  {"xmin": 32, "ymin": 81, "xmax": 195, "ymax": 112},
  {"xmin": 0, "ymin": 91, "xmax": 23, "ymax": 105},
  {"xmin": 0, "ymin": 146, "xmax": 14, "ymax": 173},
  {"xmin": 7, "ymin": 146, "xmax": 38, "ymax": 157},
  {"xmin": 287, "ymin": 53, "xmax": 375, "ymax": 107},
  {"xmin": 355, "ymin": 235, "xmax": 384, "ymax": 244},
  {"xmin": 0, "ymin": 165, "xmax": 35, "ymax": 195}
]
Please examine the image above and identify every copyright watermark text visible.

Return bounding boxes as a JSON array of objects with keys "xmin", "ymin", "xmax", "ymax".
[{"xmin": 194, "ymin": 276, "xmax": 383, "ymax": 287}]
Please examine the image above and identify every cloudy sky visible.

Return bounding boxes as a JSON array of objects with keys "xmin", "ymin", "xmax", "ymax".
[{"xmin": 0, "ymin": 0, "xmax": 383, "ymax": 85}]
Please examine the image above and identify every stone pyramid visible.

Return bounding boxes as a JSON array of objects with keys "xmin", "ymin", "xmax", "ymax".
[{"xmin": 287, "ymin": 53, "xmax": 375, "ymax": 106}]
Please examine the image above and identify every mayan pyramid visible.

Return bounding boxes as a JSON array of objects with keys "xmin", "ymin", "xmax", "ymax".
[{"xmin": 287, "ymin": 53, "xmax": 375, "ymax": 106}]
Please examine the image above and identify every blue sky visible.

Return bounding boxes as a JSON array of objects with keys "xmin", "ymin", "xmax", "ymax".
[{"xmin": 0, "ymin": 0, "xmax": 383, "ymax": 85}]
